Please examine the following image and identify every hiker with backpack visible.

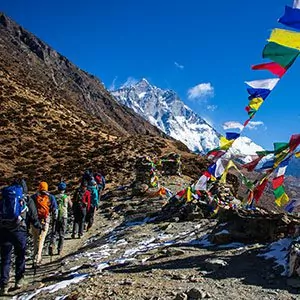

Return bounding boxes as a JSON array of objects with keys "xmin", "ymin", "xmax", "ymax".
[
  {"xmin": 86, "ymin": 180, "xmax": 99, "ymax": 231},
  {"xmin": 49, "ymin": 182, "xmax": 72, "ymax": 256},
  {"xmin": 94, "ymin": 171, "xmax": 106, "ymax": 202},
  {"xmin": 31, "ymin": 182, "xmax": 58, "ymax": 266},
  {"xmin": 72, "ymin": 181, "xmax": 91, "ymax": 239},
  {"xmin": 0, "ymin": 178, "xmax": 42, "ymax": 295}
]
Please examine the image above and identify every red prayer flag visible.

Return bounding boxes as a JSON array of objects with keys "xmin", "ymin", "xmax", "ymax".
[
  {"xmin": 244, "ymin": 118, "xmax": 251, "ymax": 127},
  {"xmin": 253, "ymin": 178, "xmax": 268, "ymax": 203},
  {"xmin": 204, "ymin": 171, "xmax": 212, "ymax": 178},
  {"xmin": 252, "ymin": 62, "xmax": 286, "ymax": 78},
  {"xmin": 242, "ymin": 156, "xmax": 263, "ymax": 172},
  {"xmin": 272, "ymin": 175, "xmax": 285, "ymax": 189},
  {"xmin": 289, "ymin": 134, "xmax": 300, "ymax": 152}
]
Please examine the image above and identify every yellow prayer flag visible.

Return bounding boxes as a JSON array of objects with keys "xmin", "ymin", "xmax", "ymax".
[
  {"xmin": 269, "ymin": 28, "xmax": 300, "ymax": 50},
  {"xmin": 212, "ymin": 206, "xmax": 220, "ymax": 215},
  {"xmin": 275, "ymin": 193, "xmax": 289, "ymax": 207},
  {"xmin": 249, "ymin": 97, "xmax": 263, "ymax": 111},
  {"xmin": 186, "ymin": 187, "xmax": 192, "ymax": 202},
  {"xmin": 295, "ymin": 152, "xmax": 300, "ymax": 158},
  {"xmin": 220, "ymin": 136, "xmax": 234, "ymax": 150},
  {"xmin": 220, "ymin": 160, "xmax": 237, "ymax": 183},
  {"xmin": 210, "ymin": 175, "xmax": 217, "ymax": 182},
  {"xmin": 274, "ymin": 148, "xmax": 290, "ymax": 168}
]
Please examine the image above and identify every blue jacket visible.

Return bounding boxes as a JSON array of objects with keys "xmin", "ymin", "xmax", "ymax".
[{"xmin": 88, "ymin": 186, "xmax": 99, "ymax": 208}]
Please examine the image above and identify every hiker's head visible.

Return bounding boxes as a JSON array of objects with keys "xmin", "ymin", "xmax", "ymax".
[
  {"xmin": 12, "ymin": 177, "xmax": 28, "ymax": 195},
  {"xmin": 58, "ymin": 182, "xmax": 67, "ymax": 191},
  {"xmin": 81, "ymin": 181, "xmax": 88, "ymax": 190},
  {"xmin": 91, "ymin": 180, "xmax": 97, "ymax": 187},
  {"xmin": 39, "ymin": 181, "xmax": 48, "ymax": 192}
]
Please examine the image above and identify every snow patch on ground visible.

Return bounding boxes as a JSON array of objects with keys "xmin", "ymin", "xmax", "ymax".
[
  {"xmin": 258, "ymin": 238, "xmax": 292, "ymax": 275},
  {"xmin": 15, "ymin": 273, "xmax": 88, "ymax": 300}
]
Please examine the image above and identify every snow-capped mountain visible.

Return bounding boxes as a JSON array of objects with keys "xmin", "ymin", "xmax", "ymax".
[{"xmin": 112, "ymin": 79, "xmax": 263, "ymax": 155}]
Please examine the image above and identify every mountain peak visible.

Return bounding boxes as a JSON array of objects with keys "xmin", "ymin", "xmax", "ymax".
[
  {"xmin": 112, "ymin": 81, "xmax": 263, "ymax": 156},
  {"xmin": 135, "ymin": 78, "xmax": 152, "ymax": 89},
  {"xmin": 112, "ymin": 80, "xmax": 220, "ymax": 153},
  {"xmin": 140, "ymin": 78, "xmax": 150, "ymax": 84}
]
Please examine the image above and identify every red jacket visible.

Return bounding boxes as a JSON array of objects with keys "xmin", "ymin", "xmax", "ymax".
[
  {"xmin": 82, "ymin": 190, "xmax": 91, "ymax": 211},
  {"xmin": 73, "ymin": 188, "xmax": 91, "ymax": 211}
]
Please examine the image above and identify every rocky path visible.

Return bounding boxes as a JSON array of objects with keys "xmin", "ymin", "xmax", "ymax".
[{"xmin": 5, "ymin": 182, "xmax": 300, "ymax": 300}]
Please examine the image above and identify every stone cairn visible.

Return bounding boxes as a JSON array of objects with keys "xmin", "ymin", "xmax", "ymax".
[
  {"xmin": 159, "ymin": 152, "xmax": 182, "ymax": 176},
  {"xmin": 132, "ymin": 156, "xmax": 158, "ymax": 196}
]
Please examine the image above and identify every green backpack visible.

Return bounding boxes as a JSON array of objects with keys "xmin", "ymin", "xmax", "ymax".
[{"xmin": 57, "ymin": 194, "xmax": 68, "ymax": 219}]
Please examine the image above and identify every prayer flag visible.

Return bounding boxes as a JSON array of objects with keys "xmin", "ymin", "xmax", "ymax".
[
  {"xmin": 208, "ymin": 158, "xmax": 225, "ymax": 178},
  {"xmin": 279, "ymin": 5, "xmax": 300, "ymax": 31},
  {"xmin": 220, "ymin": 136, "xmax": 234, "ymax": 150},
  {"xmin": 285, "ymin": 199, "xmax": 300, "ymax": 213},
  {"xmin": 276, "ymin": 158, "xmax": 290, "ymax": 177},
  {"xmin": 253, "ymin": 178, "xmax": 268, "ymax": 202},
  {"xmin": 186, "ymin": 187, "xmax": 192, "ymax": 202},
  {"xmin": 263, "ymin": 42, "xmax": 299, "ymax": 68},
  {"xmin": 207, "ymin": 150, "xmax": 226, "ymax": 160},
  {"xmin": 248, "ymin": 97, "xmax": 264, "ymax": 111},
  {"xmin": 242, "ymin": 156, "xmax": 264, "ymax": 172},
  {"xmin": 245, "ymin": 78, "xmax": 280, "ymax": 90},
  {"xmin": 245, "ymin": 78, "xmax": 279, "ymax": 100},
  {"xmin": 226, "ymin": 132, "xmax": 240, "ymax": 141},
  {"xmin": 274, "ymin": 142, "xmax": 289, "ymax": 154},
  {"xmin": 194, "ymin": 172, "xmax": 211, "ymax": 190},
  {"xmin": 260, "ymin": 159, "xmax": 274, "ymax": 170},
  {"xmin": 289, "ymin": 134, "xmax": 300, "ymax": 151},
  {"xmin": 269, "ymin": 28, "xmax": 300, "ymax": 50},
  {"xmin": 252, "ymin": 62, "xmax": 287, "ymax": 78},
  {"xmin": 220, "ymin": 160, "xmax": 238, "ymax": 184},
  {"xmin": 275, "ymin": 192, "xmax": 289, "ymax": 207},
  {"xmin": 272, "ymin": 175, "xmax": 285, "ymax": 189},
  {"xmin": 274, "ymin": 185, "xmax": 285, "ymax": 199}
]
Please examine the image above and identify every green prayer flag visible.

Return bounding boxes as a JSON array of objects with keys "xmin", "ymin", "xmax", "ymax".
[
  {"xmin": 273, "ymin": 142, "xmax": 289, "ymax": 154},
  {"xmin": 263, "ymin": 42, "xmax": 299, "ymax": 68},
  {"xmin": 274, "ymin": 185, "xmax": 285, "ymax": 199},
  {"xmin": 256, "ymin": 150, "xmax": 274, "ymax": 156}
]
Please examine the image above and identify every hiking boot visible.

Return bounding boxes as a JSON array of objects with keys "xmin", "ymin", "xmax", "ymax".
[
  {"xmin": 71, "ymin": 234, "xmax": 76, "ymax": 239},
  {"xmin": 15, "ymin": 277, "xmax": 27, "ymax": 289},
  {"xmin": 0, "ymin": 285, "xmax": 9, "ymax": 295}
]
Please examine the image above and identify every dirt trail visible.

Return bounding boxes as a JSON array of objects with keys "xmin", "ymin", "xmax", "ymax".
[{"xmin": 4, "ymin": 181, "xmax": 300, "ymax": 300}]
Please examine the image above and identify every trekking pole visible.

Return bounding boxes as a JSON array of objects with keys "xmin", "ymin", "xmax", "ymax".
[{"xmin": 33, "ymin": 258, "xmax": 37, "ymax": 279}]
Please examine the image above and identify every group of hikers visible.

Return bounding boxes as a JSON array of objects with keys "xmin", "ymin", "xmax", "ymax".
[{"xmin": 0, "ymin": 169, "xmax": 105, "ymax": 295}]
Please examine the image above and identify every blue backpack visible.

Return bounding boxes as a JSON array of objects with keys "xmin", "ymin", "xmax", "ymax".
[{"xmin": 0, "ymin": 185, "xmax": 25, "ymax": 221}]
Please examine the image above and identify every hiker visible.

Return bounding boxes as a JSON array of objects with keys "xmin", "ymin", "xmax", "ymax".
[
  {"xmin": 49, "ymin": 182, "xmax": 72, "ymax": 256},
  {"xmin": 72, "ymin": 181, "xmax": 91, "ymax": 239},
  {"xmin": 82, "ymin": 169, "xmax": 94, "ymax": 186},
  {"xmin": 0, "ymin": 179, "xmax": 42, "ymax": 295},
  {"xmin": 86, "ymin": 180, "xmax": 99, "ymax": 231},
  {"xmin": 31, "ymin": 182, "xmax": 58, "ymax": 266},
  {"xmin": 94, "ymin": 171, "xmax": 106, "ymax": 201}
]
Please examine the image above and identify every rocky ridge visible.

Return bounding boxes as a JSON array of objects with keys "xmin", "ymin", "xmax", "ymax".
[{"xmin": 0, "ymin": 13, "xmax": 205, "ymax": 190}]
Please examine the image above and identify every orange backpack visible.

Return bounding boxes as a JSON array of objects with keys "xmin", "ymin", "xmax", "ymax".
[{"xmin": 35, "ymin": 194, "xmax": 51, "ymax": 220}]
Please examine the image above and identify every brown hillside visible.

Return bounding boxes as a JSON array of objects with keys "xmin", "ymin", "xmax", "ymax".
[{"xmin": 0, "ymin": 13, "xmax": 208, "ymax": 191}]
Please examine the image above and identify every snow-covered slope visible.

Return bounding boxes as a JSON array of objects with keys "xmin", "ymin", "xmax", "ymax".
[
  {"xmin": 112, "ymin": 79, "xmax": 263, "ymax": 155},
  {"xmin": 229, "ymin": 136, "xmax": 264, "ymax": 162}
]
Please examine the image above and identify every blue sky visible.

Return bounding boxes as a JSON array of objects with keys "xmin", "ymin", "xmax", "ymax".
[{"xmin": 2, "ymin": 0, "xmax": 299, "ymax": 149}]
